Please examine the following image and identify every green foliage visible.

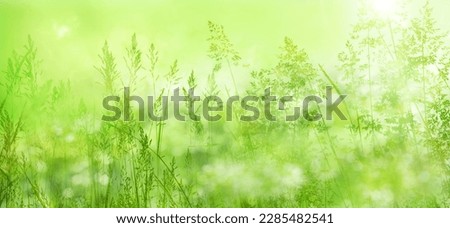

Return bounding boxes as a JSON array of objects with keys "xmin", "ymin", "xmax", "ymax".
[
  {"xmin": 96, "ymin": 41, "xmax": 120, "ymax": 94},
  {"xmin": 0, "ymin": 0, "xmax": 449, "ymax": 208}
]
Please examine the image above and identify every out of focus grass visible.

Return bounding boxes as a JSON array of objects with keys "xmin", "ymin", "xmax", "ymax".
[{"xmin": 0, "ymin": 0, "xmax": 449, "ymax": 207}]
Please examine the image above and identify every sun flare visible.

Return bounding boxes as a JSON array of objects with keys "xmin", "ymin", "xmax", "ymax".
[{"xmin": 371, "ymin": 0, "xmax": 398, "ymax": 16}]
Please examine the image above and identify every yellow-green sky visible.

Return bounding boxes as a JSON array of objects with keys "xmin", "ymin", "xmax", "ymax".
[{"xmin": 1, "ymin": 0, "xmax": 450, "ymax": 91}]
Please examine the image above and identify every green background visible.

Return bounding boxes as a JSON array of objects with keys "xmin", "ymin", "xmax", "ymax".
[{"xmin": 0, "ymin": 0, "xmax": 449, "ymax": 207}]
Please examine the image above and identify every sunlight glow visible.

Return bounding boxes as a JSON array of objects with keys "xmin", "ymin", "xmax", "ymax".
[{"xmin": 371, "ymin": 0, "xmax": 398, "ymax": 16}]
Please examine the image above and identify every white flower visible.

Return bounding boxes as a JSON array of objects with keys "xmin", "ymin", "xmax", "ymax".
[
  {"xmin": 279, "ymin": 164, "xmax": 304, "ymax": 188},
  {"xmin": 62, "ymin": 188, "xmax": 74, "ymax": 199},
  {"xmin": 71, "ymin": 173, "xmax": 90, "ymax": 187},
  {"xmin": 365, "ymin": 188, "xmax": 394, "ymax": 207},
  {"xmin": 98, "ymin": 174, "xmax": 109, "ymax": 186}
]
